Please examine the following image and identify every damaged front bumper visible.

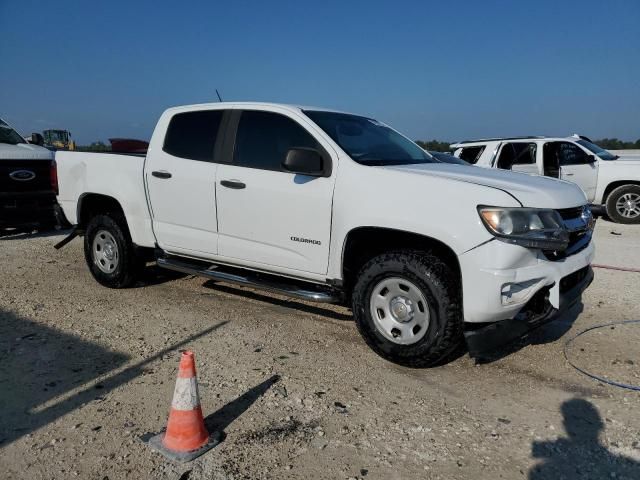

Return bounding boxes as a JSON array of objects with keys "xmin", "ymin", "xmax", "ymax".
[{"xmin": 464, "ymin": 265, "xmax": 594, "ymax": 358}]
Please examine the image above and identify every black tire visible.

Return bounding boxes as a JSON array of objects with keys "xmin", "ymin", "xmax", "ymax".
[
  {"xmin": 84, "ymin": 213, "xmax": 142, "ymax": 288},
  {"xmin": 605, "ymin": 185, "xmax": 640, "ymax": 224},
  {"xmin": 352, "ymin": 250, "xmax": 464, "ymax": 367}
]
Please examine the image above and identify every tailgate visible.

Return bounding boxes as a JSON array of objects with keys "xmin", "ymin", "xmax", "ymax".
[{"xmin": 0, "ymin": 159, "xmax": 53, "ymax": 194}]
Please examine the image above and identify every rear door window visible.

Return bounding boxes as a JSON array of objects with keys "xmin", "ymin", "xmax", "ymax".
[
  {"xmin": 163, "ymin": 110, "xmax": 224, "ymax": 162},
  {"xmin": 233, "ymin": 111, "xmax": 318, "ymax": 172},
  {"xmin": 458, "ymin": 146, "xmax": 485, "ymax": 164},
  {"xmin": 496, "ymin": 143, "xmax": 537, "ymax": 169}
]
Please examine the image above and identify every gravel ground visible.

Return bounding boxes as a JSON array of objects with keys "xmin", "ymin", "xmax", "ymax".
[{"xmin": 1, "ymin": 219, "xmax": 639, "ymax": 480}]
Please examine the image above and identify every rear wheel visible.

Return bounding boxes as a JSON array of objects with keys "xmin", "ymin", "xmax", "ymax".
[
  {"xmin": 84, "ymin": 214, "xmax": 142, "ymax": 288},
  {"xmin": 352, "ymin": 250, "xmax": 464, "ymax": 367},
  {"xmin": 606, "ymin": 185, "xmax": 640, "ymax": 224}
]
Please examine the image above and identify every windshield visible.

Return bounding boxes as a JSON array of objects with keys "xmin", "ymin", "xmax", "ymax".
[
  {"xmin": 304, "ymin": 110, "xmax": 437, "ymax": 166},
  {"xmin": 0, "ymin": 124, "xmax": 26, "ymax": 145},
  {"xmin": 576, "ymin": 139, "xmax": 617, "ymax": 160}
]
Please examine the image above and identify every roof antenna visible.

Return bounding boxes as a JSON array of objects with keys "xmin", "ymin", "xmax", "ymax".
[{"xmin": 215, "ymin": 89, "xmax": 223, "ymax": 102}]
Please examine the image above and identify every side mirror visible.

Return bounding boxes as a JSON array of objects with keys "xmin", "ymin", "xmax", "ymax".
[
  {"xmin": 586, "ymin": 154, "xmax": 597, "ymax": 164},
  {"xmin": 283, "ymin": 148, "xmax": 325, "ymax": 176},
  {"xmin": 30, "ymin": 133, "xmax": 45, "ymax": 146}
]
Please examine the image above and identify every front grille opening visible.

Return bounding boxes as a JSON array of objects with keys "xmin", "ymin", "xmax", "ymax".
[
  {"xmin": 544, "ymin": 231, "xmax": 591, "ymax": 260},
  {"xmin": 560, "ymin": 266, "xmax": 590, "ymax": 294},
  {"xmin": 557, "ymin": 206, "xmax": 584, "ymax": 220}
]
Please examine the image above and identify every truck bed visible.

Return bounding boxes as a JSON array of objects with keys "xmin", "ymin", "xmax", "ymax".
[{"xmin": 56, "ymin": 151, "xmax": 156, "ymax": 247}]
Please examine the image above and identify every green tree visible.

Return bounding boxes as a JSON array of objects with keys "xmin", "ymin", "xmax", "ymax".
[
  {"xmin": 593, "ymin": 138, "xmax": 640, "ymax": 150},
  {"xmin": 77, "ymin": 141, "xmax": 111, "ymax": 152},
  {"xmin": 415, "ymin": 140, "xmax": 452, "ymax": 152}
]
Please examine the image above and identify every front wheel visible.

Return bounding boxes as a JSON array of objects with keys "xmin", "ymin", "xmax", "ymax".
[
  {"xmin": 606, "ymin": 185, "xmax": 640, "ymax": 224},
  {"xmin": 352, "ymin": 251, "xmax": 464, "ymax": 367},
  {"xmin": 84, "ymin": 214, "xmax": 142, "ymax": 288}
]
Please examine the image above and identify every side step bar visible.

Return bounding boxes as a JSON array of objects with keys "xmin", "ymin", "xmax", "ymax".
[{"xmin": 157, "ymin": 257, "xmax": 342, "ymax": 304}]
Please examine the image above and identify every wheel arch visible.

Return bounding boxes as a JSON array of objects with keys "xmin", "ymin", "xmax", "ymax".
[
  {"xmin": 77, "ymin": 193, "xmax": 126, "ymax": 229},
  {"xmin": 341, "ymin": 226, "xmax": 461, "ymax": 298},
  {"xmin": 602, "ymin": 180, "xmax": 640, "ymax": 203}
]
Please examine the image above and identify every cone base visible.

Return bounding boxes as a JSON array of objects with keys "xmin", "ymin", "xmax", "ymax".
[{"xmin": 147, "ymin": 429, "xmax": 223, "ymax": 463}]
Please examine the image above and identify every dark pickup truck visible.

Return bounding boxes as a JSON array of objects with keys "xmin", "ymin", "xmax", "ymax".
[{"xmin": 0, "ymin": 118, "xmax": 60, "ymax": 229}]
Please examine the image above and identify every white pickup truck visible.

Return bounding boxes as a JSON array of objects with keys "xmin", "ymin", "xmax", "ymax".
[
  {"xmin": 451, "ymin": 136, "xmax": 640, "ymax": 224},
  {"xmin": 56, "ymin": 103, "xmax": 595, "ymax": 366}
]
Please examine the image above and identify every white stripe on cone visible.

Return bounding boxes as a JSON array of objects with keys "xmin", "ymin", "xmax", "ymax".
[{"xmin": 171, "ymin": 377, "xmax": 201, "ymax": 411}]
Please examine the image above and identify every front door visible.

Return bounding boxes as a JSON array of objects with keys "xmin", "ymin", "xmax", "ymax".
[
  {"xmin": 556, "ymin": 142, "xmax": 598, "ymax": 201},
  {"xmin": 215, "ymin": 109, "xmax": 336, "ymax": 274},
  {"xmin": 146, "ymin": 109, "xmax": 226, "ymax": 257}
]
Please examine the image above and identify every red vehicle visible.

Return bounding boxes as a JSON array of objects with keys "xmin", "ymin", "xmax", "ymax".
[{"xmin": 109, "ymin": 138, "xmax": 149, "ymax": 154}]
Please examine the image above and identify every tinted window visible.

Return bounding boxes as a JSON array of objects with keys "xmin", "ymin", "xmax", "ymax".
[
  {"xmin": 0, "ymin": 118, "xmax": 26, "ymax": 145},
  {"xmin": 234, "ymin": 111, "xmax": 318, "ymax": 171},
  {"xmin": 163, "ymin": 110, "xmax": 224, "ymax": 161},
  {"xmin": 558, "ymin": 142, "xmax": 590, "ymax": 165},
  {"xmin": 496, "ymin": 143, "xmax": 536, "ymax": 169},
  {"xmin": 458, "ymin": 146, "xmax": 485, "ymax": 164}
]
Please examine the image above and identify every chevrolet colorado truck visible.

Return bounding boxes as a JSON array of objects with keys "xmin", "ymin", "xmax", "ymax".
[
  {"xmin": 451, "ymin": 135, "xmax": 640, "ymax": 224},
  {"xmin": 1, "ymin": 117, "xmax": 60, "ymax": 229},
  {"xmin": 56, "ymin": 103, "xmax": 595, "ymax": 366}
]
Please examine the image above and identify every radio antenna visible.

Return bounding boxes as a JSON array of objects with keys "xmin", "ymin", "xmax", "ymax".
[{"xmin": 215, "ymin": 89, "xmax": 223, "ymax": 102}]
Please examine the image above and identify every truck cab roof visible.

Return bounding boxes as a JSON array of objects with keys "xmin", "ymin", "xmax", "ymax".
[{"xmin": 162, "ymin": 101, "xmax": 355, "ymax": 117}]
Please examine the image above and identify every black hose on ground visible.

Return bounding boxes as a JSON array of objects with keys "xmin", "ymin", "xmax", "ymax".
[{"xmin": 564, "ymin": 319, "xmax": 640, "ymax": 391}]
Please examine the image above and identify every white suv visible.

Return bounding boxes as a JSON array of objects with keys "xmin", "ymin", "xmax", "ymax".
[{"xmin": 451, "ymin": 135, "xmax": 640, "ymax": 224}]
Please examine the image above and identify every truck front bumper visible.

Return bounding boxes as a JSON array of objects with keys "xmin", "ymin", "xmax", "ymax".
[
  {"xmin": 0, "ymin": 192, "xmax": 58, "ymax": 228},
  {"xmin": 458, "ymin": 238, "xmax": 595, "ymax": 357}
]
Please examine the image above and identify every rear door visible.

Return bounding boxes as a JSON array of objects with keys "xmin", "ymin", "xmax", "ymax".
[
  {"xmin": 555, "ymin": 142, "xmax": 598, "ymax": 201},
  {"xmin": 495, "ymin": 142, "xmax": 539, "ymax": 174},
  {"xmin": 145, "ymin": 109, "xmax": 227, "ymax": 257},
  {"xmin": 215, "ymin": 109, "xmax": 336, "ymax": 274}
]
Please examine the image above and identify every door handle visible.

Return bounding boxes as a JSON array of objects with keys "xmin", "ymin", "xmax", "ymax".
[
  {"xmin": 220, "ymin": 180, "xmax": 246, "ymax": 189},
  {"xmin": 152, "ymin": 170, "xmax": 172, "ymax": 179},
  {"xmin": 564, "ymin": 173, "xmax": 574, "ymax": 176}
]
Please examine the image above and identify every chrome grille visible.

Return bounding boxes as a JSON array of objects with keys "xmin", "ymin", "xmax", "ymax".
[{"xmin": 543, "ymin": 205, "xmax": 593, "ymax": 261}]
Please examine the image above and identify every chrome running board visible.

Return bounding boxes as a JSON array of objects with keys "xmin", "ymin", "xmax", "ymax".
[{"xmin": 157, "ymin": 257, "xmax": 341, "ymax": 304}]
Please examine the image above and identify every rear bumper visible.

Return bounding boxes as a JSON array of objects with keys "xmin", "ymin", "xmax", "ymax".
[
  {"xmin": 0, "ymin": 192, "xmax": 57, "ymax": 227},
  {"xmin": 463, "ymin": 266, "xmax": 593, "ymax": 357}
]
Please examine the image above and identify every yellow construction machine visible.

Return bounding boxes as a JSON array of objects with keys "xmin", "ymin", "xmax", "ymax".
[{"xmin": 43, "ymin": 129, "xmax": 76, "ymax": 150}]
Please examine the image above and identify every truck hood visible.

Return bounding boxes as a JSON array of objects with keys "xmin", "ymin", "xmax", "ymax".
[
  {"xmin": 0, "ymin": 143, "xmax": 54, "ymax": 160},
  {"xmin": 383, "ymin": 163, "xmax": 587, "ymax": 209},
  {"xmin": 605, "ymin": 155, "xmax": 640, "ymax": 166}
]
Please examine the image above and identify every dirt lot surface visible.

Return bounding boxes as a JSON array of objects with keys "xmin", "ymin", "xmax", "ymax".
[{"xmin": 1, "ymin": 219, "xmax": 639, "ymax": 480}]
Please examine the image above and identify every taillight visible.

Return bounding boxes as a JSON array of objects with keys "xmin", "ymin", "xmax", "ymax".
[{"xmin": 50, "ymin": 160, "xmax": 59, "ymax": 195}]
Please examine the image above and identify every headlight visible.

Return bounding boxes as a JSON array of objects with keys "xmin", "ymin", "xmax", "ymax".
[{"xmin": 478, "ymin": 206, "xmax": 569, "ymax": 250}]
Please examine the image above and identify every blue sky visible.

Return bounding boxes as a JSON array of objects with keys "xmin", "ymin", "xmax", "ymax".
[{"xmin": 1, "ymin": 0, "xmax": 639, "ymax": 144}]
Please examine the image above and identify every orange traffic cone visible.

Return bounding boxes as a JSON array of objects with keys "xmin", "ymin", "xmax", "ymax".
[{"xmin": 147, "ymin": 351, "xmax": 222, "ymax": 462}]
